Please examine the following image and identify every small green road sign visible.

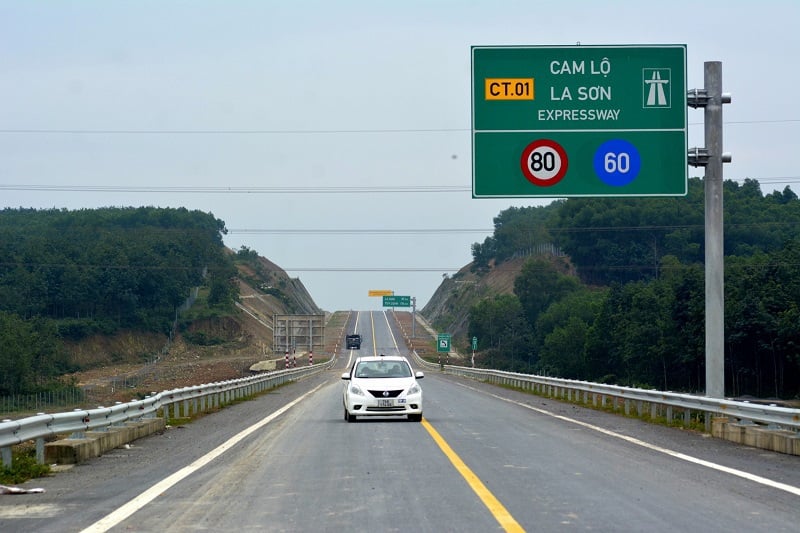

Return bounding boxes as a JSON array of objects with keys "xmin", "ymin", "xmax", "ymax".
[
  {"xmin": 382, "ymin": 295, "xmax": 411, "ymax": 307},
  {"xmin": 472, "ymin": 44, "xmax": 687, "ymax": 198},
  {"xmin": 472, "ymin": 336, "xmax": 478, "ymax": 351},
  {"xmin": 437, "ymin": 334, "xmax": 451, "ymax": 353}
]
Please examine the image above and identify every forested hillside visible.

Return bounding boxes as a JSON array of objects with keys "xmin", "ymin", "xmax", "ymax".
[
  {"xmin": 0, "ymin": 207, "xmax": 238, "ymax": 395},
  {"xmin": 428, "ymin": 178, "xmax": 800, "ymax": 399}
]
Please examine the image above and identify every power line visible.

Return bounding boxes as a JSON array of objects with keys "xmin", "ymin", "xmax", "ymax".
[
  {"xmin": 0, "ymin": 119, "xmax": 798, "ymax": 135},
  {"xmin": 0, "ymin": 261, "xmax": 465, "ymax": 272},
  {"xmin": 4, "ymin": 178, "xmax": 800, "ymax": 195},
  {"xmin": 0, "ymin": 184, "xmax": 469, "ymax": 194},
  {"xmin": 228, "ymin": 221, "xmax": 800, "ymax": 235},
  {"xmin": 228, "ymin": 228, "xmax": 492, "ymax": 235},
  {"xmin": 0, "ymin": 128, "xmax": 467, "ymax": 135},
  {"xmin": 2, "ymin": 260, "xmax": 799, "ymax": 274}
]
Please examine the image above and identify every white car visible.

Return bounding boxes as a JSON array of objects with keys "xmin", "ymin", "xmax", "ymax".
[{"xmin": 341, "ymin": 355, "xmax": 424, "ymax": 422}]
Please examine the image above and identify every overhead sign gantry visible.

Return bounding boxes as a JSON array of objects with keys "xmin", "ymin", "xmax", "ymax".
[{"xmin": 472, "ymin": 44, "xmax": 687, "ymax": 198}]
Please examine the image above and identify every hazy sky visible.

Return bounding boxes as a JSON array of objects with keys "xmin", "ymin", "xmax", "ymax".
[{"xmin": 2, "ymin": 1, "xmax": 798, "ymax": 312}]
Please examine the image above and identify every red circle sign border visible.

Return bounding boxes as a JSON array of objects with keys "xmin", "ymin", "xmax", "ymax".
[{"xmin": 520, "ymin": 139, "xmax": 569, "ymax": 187}]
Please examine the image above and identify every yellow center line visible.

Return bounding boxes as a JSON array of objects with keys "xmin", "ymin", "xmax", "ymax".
[{"xmin": 421, "ymin": 418, "xmax": 525, "ymax": 532}]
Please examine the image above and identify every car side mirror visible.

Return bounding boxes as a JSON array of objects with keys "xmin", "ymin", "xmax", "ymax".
[
  {"xmin": 415, "ymin": 371, "xmax": 424, "ymax": 379},
  {"xmin": 341, "ymin": 373, "xmax": 351, "ymax": 380}
]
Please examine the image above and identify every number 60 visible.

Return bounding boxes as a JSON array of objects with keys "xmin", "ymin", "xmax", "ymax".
[{"xmin": 604, "ymin": 152, "xmax": 631, "ymax": 174}]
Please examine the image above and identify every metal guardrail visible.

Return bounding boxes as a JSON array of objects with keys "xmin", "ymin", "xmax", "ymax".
[
  {"xmin": 409, "ymin": 351, "xmax": 800, "ymax": 432},
  {"xmin": 4, "ymin": 350, "xmax": 797, "ymax": 469},
  {"xmin": 0, "ymin": 360, "xmax": 334, "ymax": 468}
]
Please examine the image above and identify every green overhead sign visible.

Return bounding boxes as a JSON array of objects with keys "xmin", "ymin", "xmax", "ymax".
[
  {"xmin": 472, "ymin": 44, "xmax": 687, "ymax": 198},
  {"xmin": 382, "ymin": 295, "xmax": 411, "ymax": 307}
]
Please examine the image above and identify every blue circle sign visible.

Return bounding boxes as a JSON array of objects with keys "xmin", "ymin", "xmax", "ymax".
[{"xmin": 593, "ymin": 139, "xmax": 641, "ymax": 187}]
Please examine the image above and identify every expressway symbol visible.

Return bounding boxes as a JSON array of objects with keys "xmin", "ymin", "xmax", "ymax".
[{"xmin": 643, "ymin": 68, "xmax": 671, "ymax": 107}]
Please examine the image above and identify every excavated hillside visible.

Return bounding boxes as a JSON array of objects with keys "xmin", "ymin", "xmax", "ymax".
[
  {"xmin": 66, "ymin": 250, "xmax": 327, "ymax": 405},
  {"xmin": 422, "ymin": 257, "xmax": 526, "ymax": 345},
  {"xmin": 421, "ymin": 254, "xmax": 573, "ymax": 347},
  {"xmin": 236, "ymin": 255, "xmax": 322, "ymax": 317}
]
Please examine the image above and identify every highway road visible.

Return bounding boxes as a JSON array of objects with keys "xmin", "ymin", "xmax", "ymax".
[{"xmin": 2, "ymin": 310, "xmax": 799, "ymax": 532}]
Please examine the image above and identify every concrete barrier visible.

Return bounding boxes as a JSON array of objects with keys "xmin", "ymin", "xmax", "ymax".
[
  {"xmin": 44, "ymin": 418, "xmax": 165, "ymax": 464},
  {"xmin": 712, "ymin": 416, "xmax": 798, "ymax": 456}
]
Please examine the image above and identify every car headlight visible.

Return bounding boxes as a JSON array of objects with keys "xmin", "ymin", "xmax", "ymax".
[
  {"xmin": 349, "ymin": 383, "xmax": 366, "ymax": 397},
  {"xmin": 407, "ymin": 383, "xmax": 421, "ymax": 395}
]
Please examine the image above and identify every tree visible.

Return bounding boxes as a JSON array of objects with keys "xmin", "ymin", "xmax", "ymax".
[
  {"xmin": 514, "ymin": 257, "xmax": 579, "ymax": 326},
  {"xmin": 535, "ymin": 288, "xmax": 605, "ymax": 379},
  {"xmin": 468, "ymin": 294, "xmax": 534, "ymax": 371},
  {"xmin": 0, "ymin": 312, "xmax": 66, "ymax": 395}
]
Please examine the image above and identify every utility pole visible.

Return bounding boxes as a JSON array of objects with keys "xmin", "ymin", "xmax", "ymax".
[
  {"xmin": 411, "ymin": 296, "xmax": 416, "ymax": 338},
  {"xmin": 688, "ymin": 61, "xmax": 732, "ymax": 399}
]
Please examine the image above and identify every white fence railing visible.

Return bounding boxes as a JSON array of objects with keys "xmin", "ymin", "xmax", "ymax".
[
  {"xmin": 409, "ymin": 351, "xmax": 800, "ymax": 432},
  {"xmin": 5, "ymin": 351, "xmax": 797, "ymax": 469},
  {"xmin": 0, "ymin": 360, "xmax": 333, "ymax": 468}
]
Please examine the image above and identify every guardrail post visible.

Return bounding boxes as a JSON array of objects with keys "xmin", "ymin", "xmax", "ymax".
[
  {"xmin": 70, "ymin": 409, "xmax": 86, "ymax": 439},
  {"xmin": 666, "ymin": 406, "xmax": 674, "ymax": 424},
  {"xmin": 147, "ymin": 393, "xmax": 158, "ymax": 419},
  {"xmin": 36, "ymin": 436, "xmax": 45, "ymax": 464},
  {"xmin": 1, "ymin": 445, "xmax": 11, "ymax": 467}
]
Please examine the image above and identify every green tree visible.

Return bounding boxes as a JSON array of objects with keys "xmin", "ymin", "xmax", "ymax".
[
  {"xmin": 468, "ymin": 294, "xmax": 533, "ymax": 371},
  {"xmin": 535, "ymin": 288, "xmax": 605, "ymax": 379},
  {"xmin": 513, "ymin": 257, "xmax": 580, "ymax": 327},
  {"xmin": 0, "ymin": 312, "xmax": 66, "ymax": 395}
]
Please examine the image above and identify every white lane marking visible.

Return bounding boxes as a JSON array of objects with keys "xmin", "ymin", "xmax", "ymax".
[
  {"xmin": 456, "ymin": 382, "xmax": 800, "ymax": 497},
  {"xmin": 381, "ymin": 310, "xmax": 402, "ymax": 353},
  {"xmin": 81, "ymin": 383, "xmax": 325, "ymax": 533}
]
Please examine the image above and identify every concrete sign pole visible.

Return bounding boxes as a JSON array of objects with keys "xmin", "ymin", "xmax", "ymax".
[
  {"xmin": 412, "ymin": 297, "xmax": 416, "ymax": 338},
  {"xmin": 702, "ymin": 61, "xmax": 731, "ymax": 398},
  {"xmin": 703, "ymin": 62, "xmax": 728, "ymax": 399},
  {"xmin": 689, "ymin": 61, "xmax": 730, "ymax": 399}
]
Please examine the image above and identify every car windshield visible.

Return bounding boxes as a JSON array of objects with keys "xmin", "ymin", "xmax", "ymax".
[{"xmin": 354, "ymin": 360, "xmax": 411, "ymax": 378}]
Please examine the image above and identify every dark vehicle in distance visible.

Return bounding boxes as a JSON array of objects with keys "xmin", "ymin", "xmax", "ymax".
[{"xmin": 346, "ymin": 334, "xmax": 362, "ymax": 349}]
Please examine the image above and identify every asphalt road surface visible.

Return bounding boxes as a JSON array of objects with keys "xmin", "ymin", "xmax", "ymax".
[{"xmin": 2, "ymin": 311, "xmax": 798, "ymax": 532}]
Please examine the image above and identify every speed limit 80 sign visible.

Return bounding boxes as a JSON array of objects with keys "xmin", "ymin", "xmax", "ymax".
[{"xmin": 520, "ymin": 139, "xmax": 568, "ymax": 187}]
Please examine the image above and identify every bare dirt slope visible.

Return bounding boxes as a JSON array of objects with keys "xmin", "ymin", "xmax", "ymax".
[
  {"xmin": 66, "ymin": 255, "xmax": 331, "ymax": 407},
  {"xmin": 421, "ymin": 257, "xmax": 529, "ymax": 342}
]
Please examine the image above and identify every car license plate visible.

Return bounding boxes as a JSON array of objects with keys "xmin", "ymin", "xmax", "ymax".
[{"xmin": 378, "ymin": 399, "xmax": 393, "ymax": 407}]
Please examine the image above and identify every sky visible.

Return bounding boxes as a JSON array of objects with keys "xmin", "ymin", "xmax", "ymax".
[{"xmin": 2, "ymin": 1, "xmax": 799, "ymax": 312}]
